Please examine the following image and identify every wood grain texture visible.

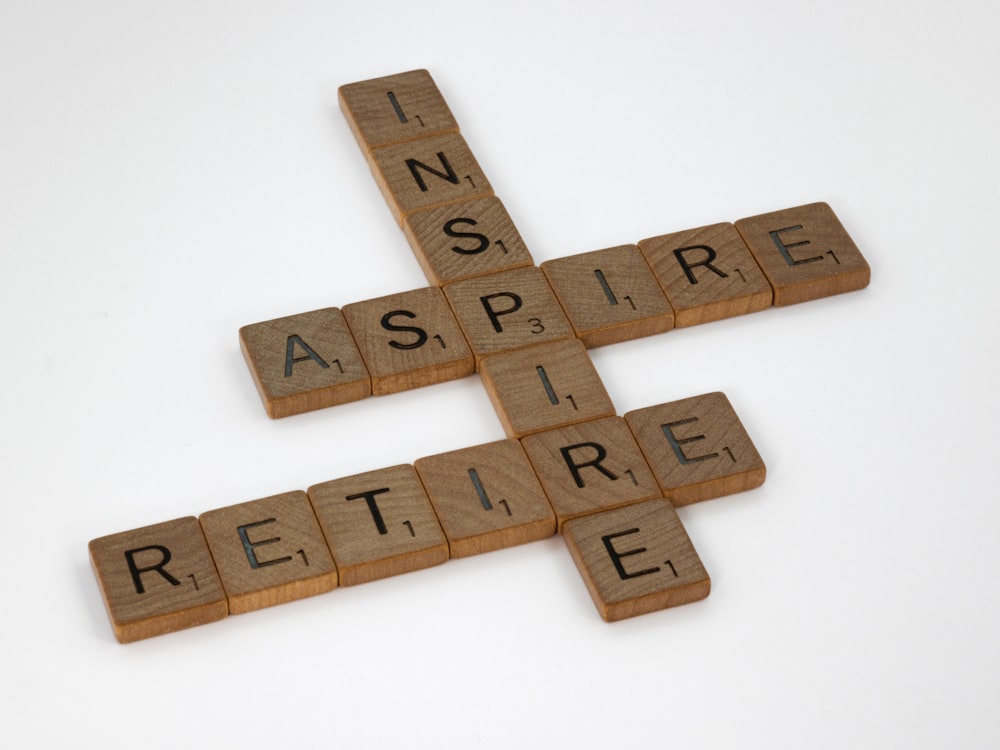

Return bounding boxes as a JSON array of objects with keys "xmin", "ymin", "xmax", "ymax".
[
  {"xmin": 443, "ymin": 266, "xmax": 574, "ymax": 365},
  {"xmin": 403, "ymin": 196, "xmax": 534, "ymax": 285},
  {"xmin": 478, "ymin": 339, "xmax": 616, "ymax": 437},
  {"xmin": 520, "ymin": 416, "xmax": 661, "ymax": 530},
  {"xmin": 562, "ymin": 499, "xmax": 710, "ymax": 622},
  {"xmin": 341, "ymin": 286, "xmax": 474, "ymax": 395},
  {"xmin": 541, "ymin": 244, "xmax": 675, "ymax": 347},
  {"xmin": 89, "ymin": 517, "xmax": 228, "ymax": 643},
  {"xmin": 638, "ymin": 222, "xmax": 773, "ymax": 326},
  {"xmin": 338, "ymin": 69, "xmax": 459, "ymax": 153},
  {"xmin": 734, "ymin": 201, "xmax": 871, "ymax": 305},
  {"xmin": 239, "ymin": 307, "xmax": 371, "ymax": 418},
  {"xmin": 414, "ymin": 439, "xmax": 555, "ymax": 557},
  {"xmin": 368, "ymin": 132, "xmax": 493, "ymax": 226},
  {"xmin": 624, "ymin": 392, "xmax": 766, "ymax": 506},
  {"xmin": 198, "ymin": 491, "xmax": 338, "ymax": 615},
  {"xmin": 307, "ymin": 464, "xmax": 449, "ymax": 586}
]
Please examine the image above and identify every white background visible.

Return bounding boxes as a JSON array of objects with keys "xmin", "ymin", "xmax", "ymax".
[{"xmin": 3, "ymin": 1, "xmax": 998, "ymax": 747}]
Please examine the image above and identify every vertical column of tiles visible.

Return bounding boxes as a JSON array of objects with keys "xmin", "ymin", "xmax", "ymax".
[
  {"xmin": 368, "ymin": 132, "xmax": 494, "ymax": 226},
  {"xmin": 307, "ymin": 464, "xmax": 449, "ymax": 586},
  {"xmin": 562, "ymin": 499, "xmax": 711, "ymax": 622},
  {"xmin": 541, "ymin": 244, "xmax": 675, "ymax": 347},
  {"xmin": 638, "ymin": 223, "xmax": 772, "ymax": 326},
  {"xmin": 478, "ymin": 339, "xmax": 615, "ymax": 437},
  {"xmin": 444, "ymin": 266, "xmax": 575, "ymax": 365},
  {"xmin": 239, "ymin": 308, "xmax": 371, "ymax": 418},
  {"xmin": 520, "ymin": 416, "xmax": 661, "ymax": 530},
  {"xmin": 734, "ymin": 202, "xmax": 870, "ymax": 305},
  {"xmin": 89, "ymin": 517, "xmax": 228, "ymax": 643},
  {"xmin": 403, "ymin": 196, "xmax": 534, "ymax": 285},
  {"xmin": 414, "ymin": 439, "xmax": 556, "ymax": 557},
  {"xmin": 624, "ymin": 392, "xmax": 766, "ymax": 506},
  {"xmin": 198, "ymin": 491, "xmax": 338, "ymax": 614},
  {"xmin": 338, "ymin": 69, "xmax": 460, "ymax": 153},
  {"xmin": 341, "ymin": 287, "xmax": 474, "ymax": 395}
]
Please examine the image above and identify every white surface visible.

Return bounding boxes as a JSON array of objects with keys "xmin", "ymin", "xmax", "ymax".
[{"xmin": 3, "ymin": 1, "xmax": 998, "ymax": 747}]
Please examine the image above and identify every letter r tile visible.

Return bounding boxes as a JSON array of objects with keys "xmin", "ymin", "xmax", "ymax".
[
  {"xmin": 562, "ymin": 499, "xmax": 711, "ymax": 622},
  {"xmin": 198, "ymin": 491, "xmax": 338, "ymax": 615},
  {"xmin": 624, "ymin": 392, "xmax": 766, "ymax": 506},
  {"xmin": 89, "ymin": 517, "xmax": 228, "ymax": 643},
  {"xmin": 338, "ymin": 69, "xmax": 460, "ymax": 153},
  {"xmin": 734, "ymin": 202, "xmax": 871, "ymax": 306},
  {"xmin": 307, "ymin": 465, "xmax": 449, "ymax": 586},
  {"xmin": 415, "ymin": 439, "xmax": 556, "ymax": 557},
  {"xmin": 239, "ymin": 307, "xmax": 371, "ymax": 418},
  {"xmin": 479, "ymin": 339, "xmax": 616, "ymax": 438},
  {"xmin": 638, "ymin": 223, "xmax": 773, "ymax": 327}
]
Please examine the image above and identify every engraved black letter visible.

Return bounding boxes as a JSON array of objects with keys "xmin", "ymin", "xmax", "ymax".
[
  {"xmin": 661, "ymin": 418, "xmax": 718, "ymax": 464},
  {"xmin": 444, "ymin": 218, "xmax": 490, "ymax": 255},
  {"xmin": 480, "ymin": 292, "xmax": 523, "ymax": 333},
  {"xmin": 406, "ymin": 152, "xmax": 459, "ymax": 192},
  {"xmin": 769, "ymin": 225, "xmax": 823, "ymax": 266},
  {"xmin": 559, "ymin": 442, "xmax": 618, "ymax": 488},
  {"xmin": 285, "ymin": 335, "xmax": 330, "ymax": 377},
  {"xmin": 124, "ymin": 545, "xmax": 181, "ymax": 594},
  {"xmin": 346, "ymin": 487, "xmax": 391, "ymax": 535},
  {"xmin": 673, "ymin": 245, "xmax": 728, "ymax": 285},
  {"xmin": 380, "ymin": 310, "xmax": 429, "ymax": 350},
  {"xmin": 602, "ymin": 528, "xmax": 660, "ymax": 580},
  {"xmin": 238, "ymin": 518, "xmax": 292, "ymax": 569}
]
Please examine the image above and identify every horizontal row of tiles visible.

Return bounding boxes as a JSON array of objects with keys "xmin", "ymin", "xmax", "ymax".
[{"xmin": 90, "ymin": 391, "xmax": 765, "ymax": 641}]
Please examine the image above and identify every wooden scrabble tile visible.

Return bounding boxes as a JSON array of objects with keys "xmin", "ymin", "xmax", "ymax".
[
  {"xmin": 403, "ymin": 196, "xmax": 534, "ymax": 285},
  {"xmin": 89, "ymin": 517, "xmax": 228, "ymax": 643},
  {"xmin": 415, "ymin": 439, "xmax": 556, "ymax": 557},
  {"xmin": 734, "ymin": 202, "xmax": 871, "ymax": 306},
  {"xmin": 444, "ymin": 266, "xmax": 575, "ymax": 364},
  {"xmin": 198, "ymin": 491, "xmax": 338, "ymax": 614},
  {"xmin": 338, "ymin": 69, "xmax": 460, "ymax": 153},
  {"xmin": 624, "ymin": 392, "xmax": 766, "ymax": 506},
  {"xmin": 540, "ymin": 244, "xmax": 675, "ymax": 347},
  {"xmin": 368, "ymin": 132, "xmax": 493, "ymax": 225},
  {"xmin": 240, "ymin": 307, "xmax": 371, "ymax": 418},
  {"xmin": 520, "ymin": 416, "xmax": 661, "ymax": 530},
  {"xmin": 562, "ymin": 499, "xmax": 711, "ymax": 622},
  {"xmin": 307, "ymin": 464, "xmax": 449, "ymax": 586},
  {"xmin": 479, "ymin": 339, "xmax": 615, "ymax": 437},
  {"xmin": 638, "ymin": 222, "xmax": 773, "ymax": 326},
  {"xmin": 342, "ymin": 287, "xmax": 474, "ymax": 396}
]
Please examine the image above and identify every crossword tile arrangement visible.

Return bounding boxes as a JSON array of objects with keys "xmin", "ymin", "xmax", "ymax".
[{"xmin": 89, "ymin": 69, "xmax": 870, "ymax": 642}]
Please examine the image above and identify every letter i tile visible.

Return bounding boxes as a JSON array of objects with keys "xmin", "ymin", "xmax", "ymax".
[
  {"xmin": 415, "ymin": 439, "xmax": 556, "ymax": 557},
  {"xmin": 624, "ymin": 392, "xmax": 766, "ymax": 506},
  {"xmin": 307, "ymin": 464, "xmax": 449, "ymax": 586},
  {"xmin": 563, "ymin": 499, "xmax": 711, "ymax": 622},
  {"xmin": 89, "ymin": 517, "xmax": 228, "ymax": 643},
  {"xmin": 198, "ymin": 491, "xmax": 338, "ymax": 614}
]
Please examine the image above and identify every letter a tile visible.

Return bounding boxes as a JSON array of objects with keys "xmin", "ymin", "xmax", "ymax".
[
  {"xmin": 415, "ymin": 439, "xmax": 556, "ymax": 557},
  {"xmin": 638, "ymin": 223, "xmax": 773, "ymax": 326},
  {"xmin": 307, "ymin": 465, "xmax": 449, "ymax": 586},
  {"xmin": 479, "ymin": 339, "xmax": 615, "ymax": 437},
  {"xmin": 199, "ymin": 491, "xmax": 338, "ymax": 614},
  {"xmin": 89, "ymin": 517, "xmax": 228, "ymax": 643},
  {"xmin": 734, "ymin": 202, "xmax": 871, "ymax": 306},
  {"xmin": 338, "ymin": 69, "xmax": 460, "ymax": 153},
  {"xmin": 624, "ymin": 392, "xmax": 766, "ymax": 506},
  {"xmin": 240, "ymin": 307, "xmax": 371, "ymax": 418},
  {"xmin": 563, "ymin": 499, "xmax": 711, "ymax": 622}
]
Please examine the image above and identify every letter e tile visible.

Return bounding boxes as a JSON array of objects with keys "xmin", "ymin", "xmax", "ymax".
[
  {"xmin": 638, "ymin": 223, "xmax": 773, "ymax": 326},
  {"xmin": 415, "ymin": 439, "xmax": 556, "ymax": 557},
  {"xmin": 734, "ymin": 202, "xmax": 871, "ymax": 306},
  {"xmin": 562, "ymin": 499, "xmax": 711, "ymax": 622},
  {"xmin": 479, "ymin": 339, "xmax": 616, "ymax": 438},
  {"xmin": 307, "ymin": 465, "xmax": 449, "ymax": 586},
  {"xmin": 89, "ymin": 517, "xmax": 228, "ymax": 643},
  {"xmin": 624, "ymin": 392, "xmax": 766, "ymax": 506},
  {"xmin": 199, "ymin": 491, "xmax": 338, "ymax": 614},
  {"xmin": 240, "ymin": 307, "xmax": 371, "ymax": 418}
]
